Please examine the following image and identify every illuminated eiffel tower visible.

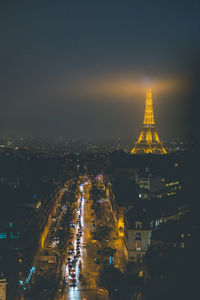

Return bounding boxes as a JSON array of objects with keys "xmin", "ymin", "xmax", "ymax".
[{"xmin": 131, "ymin": 89, "xmax": 167, "ymax": 154}]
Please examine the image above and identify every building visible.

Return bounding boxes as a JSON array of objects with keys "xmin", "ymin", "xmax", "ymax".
[
  {"xmin": 0, "ymin": 274, "xmax": 7, "ymax": 300},
  {"xmin": 105, "ymin": 171, "xmax": 138, "ymax": 237},
  {"xmin": 124, "ymin": 196, "xmax": 190, "ymax": 263}
]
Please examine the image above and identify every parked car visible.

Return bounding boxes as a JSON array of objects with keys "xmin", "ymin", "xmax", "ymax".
[{"xmin": 94, "ymin": 257, "xmax": 100, "ymax": 264}]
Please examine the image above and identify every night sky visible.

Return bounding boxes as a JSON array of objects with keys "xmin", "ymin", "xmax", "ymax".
[{"xmin": 1, "ymin": 1, "xmax": 200, "ymax": 141}]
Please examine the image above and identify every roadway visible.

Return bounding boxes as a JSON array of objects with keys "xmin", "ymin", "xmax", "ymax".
[{"xmin": 56, "ymin": 179, "xmax": 109, "ymax": 300}]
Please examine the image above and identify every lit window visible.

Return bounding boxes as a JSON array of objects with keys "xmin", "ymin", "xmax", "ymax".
[
  {"xmin": 136, "ymin": 222, "xmax": 142, "ymax": 229},
  {"xmin": 136, "ymin": 232, "xmax": 141, "ymax": 240},
  {"xmin": 139, "ymin": 270, "xmax": 143, "ymax": 277},
  {"xmin": 9, "ymin": 223, "xmax": 13, "ymax": 229},
  {"xmin": 136, "ymin": 242, "xmax": 141, "ymax": 251},
  {"xmin": 10, "ymin": 232, "xmax": 20, "ymax": 239},
  {"xmin": 0, "ymin": 232, "xmax": 7, "ymax": 239},
  {"xmin": 180, "ymin": 242, "xmax": 184, "ymax": 248},
  {"xmin": 181, "ymin": 233, "xmax": 184, "ymax": 239}
]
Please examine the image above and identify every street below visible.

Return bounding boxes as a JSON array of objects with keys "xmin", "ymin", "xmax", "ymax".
[{"xmin": 56, "ymin": 177, "xmax": 109, "ymax": 300}]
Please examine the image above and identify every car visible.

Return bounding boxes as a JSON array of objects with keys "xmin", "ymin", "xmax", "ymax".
[
  {"xmin": 94, "ymin": 258, "xmax": 100, "ymax": 264},
  {"xmin": 67, "ymin": 258, "xmax": 71, "ymax": 263},
  {"xmin": 74, "ymin": 255, "xmax": 78, "ymax": 260},
  {"xmin": 68, "ymin": 264, "xmax": 73, "ymax": 269},
  {"xmin": 70, "ymin": 273, "xmax": 76, "ymax": 279},
  {"xmin": 71, "ymin": 268, "xmax": 75, "ymax": 273},
  {"xmin": 68, "ymin": 250, "xmax": 74, "ymax": 256},
  {"xmin": 71, "ymin": 260, "xmax": 76, "ymax": 267}
]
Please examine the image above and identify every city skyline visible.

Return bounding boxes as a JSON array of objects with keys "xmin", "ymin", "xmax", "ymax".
[{"xmin": 0, "ymin": 2, "xmax": 199, "ymax": 299}]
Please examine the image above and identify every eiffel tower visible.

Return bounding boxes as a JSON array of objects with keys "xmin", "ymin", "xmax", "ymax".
[{"xmin": 131, "ymin": 89, "xmax": 167, "ymax": 154}]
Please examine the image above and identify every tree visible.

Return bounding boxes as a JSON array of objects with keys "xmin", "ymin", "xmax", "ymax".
[
  {"xmin": 98, "ymin": 265, "xmax": 122, "ymax": 290},
  {"xmin": 92, "ymin": 225, "xmax": 112, "ymax": 245},
  {"xmin": 28, "ymin": 274, "xmax": 58, "ymax": 300}
]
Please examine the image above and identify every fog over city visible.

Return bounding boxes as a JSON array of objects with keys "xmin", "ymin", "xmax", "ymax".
[{"xmin": 1, "ymin": 0, "xmax": 200, "ymax": 141}]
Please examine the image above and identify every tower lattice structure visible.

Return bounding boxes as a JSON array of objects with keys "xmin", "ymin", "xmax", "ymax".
[{"xmin": 131, "ymin": 89, "xmax": 167, "ymax": 155}]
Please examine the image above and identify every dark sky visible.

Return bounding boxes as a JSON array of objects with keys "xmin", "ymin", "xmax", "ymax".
[{"xmin": 1, "ymin": 0, "xmax": 200, "ymax": 141}]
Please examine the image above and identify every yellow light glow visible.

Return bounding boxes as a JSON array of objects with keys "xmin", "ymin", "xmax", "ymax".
[
  {"xmin": 131, "ymin": 90, "xmax": 167, "ymax": 155},
  {"xmin": 36, "ymin": 201, "xmax": 41, "ymax": 209},
  {"xmin": 143, "ymin": 89, "xmax": 155, "ymax": 125},
  {"xmin": 146, "ymin": 130, "xmax": 153, "ymax": 143},
  {"xmin": 63, "ymin": 75, "xmax": 188, "ymax": 100},
  {"xmin": 118, "ymin": 218, "xmax": 124, "ymax": 237}
]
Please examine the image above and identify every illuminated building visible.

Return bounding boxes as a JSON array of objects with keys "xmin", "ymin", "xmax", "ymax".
[
  {"xmin": 131, "ymin": 89, "xmax": 167, "ymax": 154},
  {"xmin": 0, "ymin": 274, "xmax": 7, "ymax": 300},
  {"xmin": 124, "ymin": 196, "xmax": 190, "ymax": 263}
]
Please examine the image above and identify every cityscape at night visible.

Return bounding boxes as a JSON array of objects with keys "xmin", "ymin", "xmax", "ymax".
[{"xmin": 0, "ymin": 1, "xmax": 199, "ymax": 300}]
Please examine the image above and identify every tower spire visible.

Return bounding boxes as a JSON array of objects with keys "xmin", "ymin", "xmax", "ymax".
[
  {"xmin": 143, "ymin": 89, "xmax": 155, "ymax": 125},
  {"xmin": 131, "ymin": 89, "xmax": 167, "ymax": 154}
]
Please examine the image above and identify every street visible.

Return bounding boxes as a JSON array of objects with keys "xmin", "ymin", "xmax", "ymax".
[{"xmin": 56, "ymin": 179, "xmax": 109, "ymax": 300}]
